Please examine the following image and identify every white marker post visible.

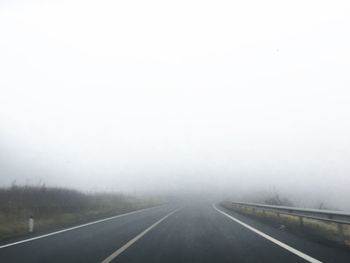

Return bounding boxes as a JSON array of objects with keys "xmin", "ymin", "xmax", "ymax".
[{"xmin": 28, "ymin": 216, "xmax": 34, "ymax": 233}]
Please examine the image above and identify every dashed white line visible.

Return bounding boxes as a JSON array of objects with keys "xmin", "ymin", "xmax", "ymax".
[
  {"xmin": 101, "ymin": 209, "xmax": 179, "ymax": 263},
  {"xmin": 0, "ymin": 206, "xmax": 160, "ymax": 249},
  {"xmin": 213, "ymin": 204, "xmax": 322, "ymax": 263}
]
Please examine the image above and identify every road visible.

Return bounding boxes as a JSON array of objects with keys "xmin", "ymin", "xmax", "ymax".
[{"xmin": 0, "ymin": 203, "xmax": 349, "ymax": 262}]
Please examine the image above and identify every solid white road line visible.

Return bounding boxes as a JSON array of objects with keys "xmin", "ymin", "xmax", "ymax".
[
  {"xmin": 213, "ymin": 204, "xmax": 322, "ymax": 263},
  {"xmin": 101, "ymin": 209, "xmax": 179, "ymax": 263},
  {"xmin": 0, "ymin": 206, "xmax": 160, "ymax": 249}
]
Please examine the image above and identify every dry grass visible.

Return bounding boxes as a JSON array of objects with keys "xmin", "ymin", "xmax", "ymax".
[{"xmin": 0, "ymin": 185, "xmax": 165, "ymax": 240}]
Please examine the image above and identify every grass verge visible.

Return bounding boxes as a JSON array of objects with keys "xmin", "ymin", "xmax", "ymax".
[{"xmin": 0, "ymin": 185, "xmax": 165, "ymax": 241}]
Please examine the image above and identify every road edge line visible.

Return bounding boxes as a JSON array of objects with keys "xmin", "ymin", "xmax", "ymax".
[
  {"xmin": 213, "ymin": 204, "xmax": 322, "ymax": 263},
  {"xmin": 0, "ymin": 206, "xmax": 161, "ymax": 249}
]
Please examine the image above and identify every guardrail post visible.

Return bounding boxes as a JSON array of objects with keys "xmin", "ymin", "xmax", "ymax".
[
  {"xmin": 298, "ymin": 216, "xmax": 304, "ymax": 227},
  {"xmin": 28, "ymin": 216, "xmax": 34, "ymax": 233},
  {"xmin": 276, "ymin": 212, "xmax": 281, "ymax": 223},
  {"xmin": 337, "ymin": 223, "xmax": 345, "ymax": 243}
]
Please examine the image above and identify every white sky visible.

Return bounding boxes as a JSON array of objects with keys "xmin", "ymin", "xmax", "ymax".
[{"xmin": 1, "ymin": 0, "xmax": 350, "ymax": 206}]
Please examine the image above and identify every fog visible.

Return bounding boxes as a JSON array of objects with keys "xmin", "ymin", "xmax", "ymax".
[{"xmin": 1, "ymin": 1, "xmax": 350, "ymax": 209}]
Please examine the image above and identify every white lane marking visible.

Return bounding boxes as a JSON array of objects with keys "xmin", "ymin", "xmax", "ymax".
[
  {"xmin": 0, "ymin": 206, "xmax": 161, "ymax": 249},
  {"xmin": 213, "ymin": 204, "xmax": 322, "ymax": 263},
  {"xmin": 101, "ymin": 209, "xmax": 179, "ymax": 263}
]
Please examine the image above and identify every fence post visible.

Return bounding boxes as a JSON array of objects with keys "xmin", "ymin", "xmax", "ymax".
[{"xmin": 29, "ymin": 216, "xmax": 34, "ymax": 233}]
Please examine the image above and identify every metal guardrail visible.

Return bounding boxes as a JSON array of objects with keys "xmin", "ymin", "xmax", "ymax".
[
  {"xmin": 229, "ymin": 201, "xmax": 350, "ymax": 224},
  {"xmin": 223, "ymin": 201, "xmax": 350, "ymax": 244}
]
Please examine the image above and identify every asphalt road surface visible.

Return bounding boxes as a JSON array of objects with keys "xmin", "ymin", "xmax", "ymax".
[{"xmin": 1, "ymin": 203, "xmax": 349, "ymax": 262}]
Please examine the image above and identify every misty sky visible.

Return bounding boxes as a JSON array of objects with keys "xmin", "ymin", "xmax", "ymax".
[{"xmin": 1, "ymin": 1, "xmax": 350, "ymax": 206}]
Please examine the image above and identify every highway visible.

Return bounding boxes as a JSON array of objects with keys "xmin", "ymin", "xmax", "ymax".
[{"xmin": 0, "ymin": 203, "xmax": 349, "ymax": 263}]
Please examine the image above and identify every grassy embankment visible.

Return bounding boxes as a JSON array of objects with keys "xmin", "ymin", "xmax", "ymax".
[
  {"xmin": 221, "ymin": 201, "xmax": 350, "ymax": 247},
  {"xmin": 0, "ymin": 185, "xmax": 165, "ymax": 241}
]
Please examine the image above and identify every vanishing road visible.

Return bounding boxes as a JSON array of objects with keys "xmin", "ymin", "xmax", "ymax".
[{"xmin": 1, "ymin": 203, "xmax": 349, "ymax": 262}]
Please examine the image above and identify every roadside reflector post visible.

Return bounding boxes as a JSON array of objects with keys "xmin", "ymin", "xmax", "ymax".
[{"xmin": 29, "ymin": 216, "xmax": 34, "ymax": 233}]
